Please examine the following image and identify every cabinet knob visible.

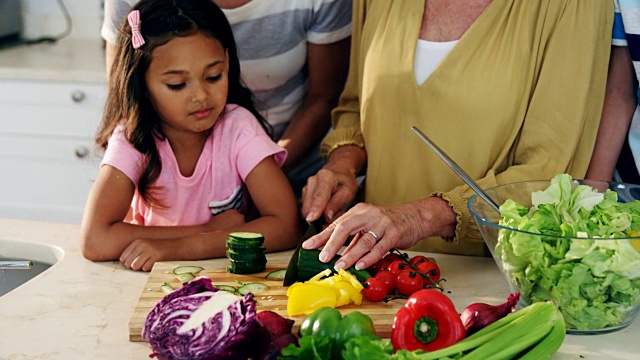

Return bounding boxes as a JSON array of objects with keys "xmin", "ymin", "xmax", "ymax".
[
  {"xmin": 71, "ymin": 90, "xmax": 86, "ymax": 103},
  {"xmin": 75, "ymin": 146, "xmax": 89, "ymax": 158}
]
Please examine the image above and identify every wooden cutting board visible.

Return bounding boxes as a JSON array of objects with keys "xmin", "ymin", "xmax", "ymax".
[{"xmin": 128, "ymin": 255, "xmax": 404, "ymax": 342}]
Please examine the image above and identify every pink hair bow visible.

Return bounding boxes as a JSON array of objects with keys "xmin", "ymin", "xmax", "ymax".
[{"xmin": 128, "ymin": 10, "xmax": 145, "ymax": 49}]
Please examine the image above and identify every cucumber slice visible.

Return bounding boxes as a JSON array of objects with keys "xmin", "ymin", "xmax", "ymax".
[
  {"xmin": 228, "ymin": 232, "xmax": 264, "ymax": 241},
  {"xmin": 226, "ymin": 249, "xmax": 266, "ymax": 262},
  {"xmin": 238, "ymin": 282, "xmax": 269, "ymax": 296},
  {"xmin": 160, "ymin": 282, "xmax": 174, "ymax": 294},
  {"xmin": 227, "ymin": 259, "xmax": 266, "ymax": 274},
  {"xmin": 172, "ymin": 265, "xmax": 204, "ymax": 275},
  {"xmin": 214, "ymin": 284, "xmax": 238, "ymax": 294},
  {"xmin": 226, "ymin": 239, "xmax": 265, "ymax": 250},
  {"xmin": 265, "ymin": 269, "xmax": 287, "ymax": 280},
  {"xmin": 175, "ymin": 272, "xmax": 196, "ymax": 283}
]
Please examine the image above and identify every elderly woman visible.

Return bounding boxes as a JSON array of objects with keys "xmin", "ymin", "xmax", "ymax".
[{"xmin": 301, "ymin": 0, "xmax": 613, "ymax": 271}]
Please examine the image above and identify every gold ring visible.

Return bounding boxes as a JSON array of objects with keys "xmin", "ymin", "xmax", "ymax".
[{"xmin": 366, "ymin": 230, "xmax": 380, "ymax": 242}]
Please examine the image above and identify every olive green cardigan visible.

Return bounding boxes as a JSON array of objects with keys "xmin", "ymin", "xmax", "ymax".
[{"xmin": 322, "ymin": 0, "xmax": 613, "ymax": 256}]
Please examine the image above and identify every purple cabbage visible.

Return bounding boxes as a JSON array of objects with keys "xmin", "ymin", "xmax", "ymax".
[{"xmin": 142, "ymin": 277, "xmax": 260, "ymax": 360}]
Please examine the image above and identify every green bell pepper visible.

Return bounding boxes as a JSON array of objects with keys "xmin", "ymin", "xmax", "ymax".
[{"xmin": 298, "ymin": 307, "xmax": 376, "ymax": 359}]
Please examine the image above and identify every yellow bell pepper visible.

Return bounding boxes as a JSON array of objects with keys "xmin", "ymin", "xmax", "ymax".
[{"xmin": 287, "ymin": 282, "xmax": 337, "ymax": 316}]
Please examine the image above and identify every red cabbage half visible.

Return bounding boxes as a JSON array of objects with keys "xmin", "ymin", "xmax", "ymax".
[{"xmin": 142, "ymin": 277, "xmax": 260, "ymax": 360}]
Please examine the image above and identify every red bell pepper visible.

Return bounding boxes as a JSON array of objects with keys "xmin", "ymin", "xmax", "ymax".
[{"xmin": 391, "ymin": 289, "xmax": 466, "ymax": 352}]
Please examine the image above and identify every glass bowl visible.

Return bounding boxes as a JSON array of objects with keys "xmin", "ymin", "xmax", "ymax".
[{"xmin": 468, "ymin": 179, "xmax": 640, "ymax": 334}]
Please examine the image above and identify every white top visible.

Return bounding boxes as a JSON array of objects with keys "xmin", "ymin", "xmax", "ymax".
[{"xmin": 414, "ymin": 39, "xmax": 458, "ymax": 86}]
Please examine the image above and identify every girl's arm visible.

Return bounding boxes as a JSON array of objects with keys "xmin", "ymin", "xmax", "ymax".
[
  {"xmin": 80, "ymin": 165, "xmax": 210, "ymax": 262},
  {"xmin": 152, "ymin": 156, "xmax": 301, "ymax": 262}
]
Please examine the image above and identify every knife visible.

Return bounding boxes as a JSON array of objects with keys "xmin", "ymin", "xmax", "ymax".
[{"xmin": 283, "ymin": 217, "xmax": 325, "ymax": 286}]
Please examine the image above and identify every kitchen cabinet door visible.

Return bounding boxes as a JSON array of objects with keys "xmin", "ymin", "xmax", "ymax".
[{"xmin": 0, "ymin": 79, "xmax": 106, "ymax": 224}]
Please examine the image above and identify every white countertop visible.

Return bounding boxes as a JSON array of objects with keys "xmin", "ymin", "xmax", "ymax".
[
  {"xmin": 0, "ymin": 219, "xmax": 637, "ymax": 359},
  {"xmin": 0, "ymin": 37, "xmax": 106, "ymax": 83}
]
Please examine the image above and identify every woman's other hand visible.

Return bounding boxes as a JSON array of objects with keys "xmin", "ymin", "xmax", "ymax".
[
  {"xmin": 302, "ymin": 197, "xmax": 457, "ymax": 270},
  {"xmin": 301, "ymin": 145, "xmax": 366, "ymax": 223}
]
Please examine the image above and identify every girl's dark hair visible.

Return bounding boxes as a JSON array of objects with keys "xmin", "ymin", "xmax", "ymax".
[{"xmin": 97, "ymin": 0, "xmax": 271, "ymax": 206}]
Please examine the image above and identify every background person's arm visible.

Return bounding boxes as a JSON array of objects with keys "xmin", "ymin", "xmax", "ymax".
[
  {"xmin": 586, "ymin": 46, "xmax": 637, "ymax": 181},
  {"xmin": 278, "ymin": 39, "xmax": 350, "ymax": 171}
]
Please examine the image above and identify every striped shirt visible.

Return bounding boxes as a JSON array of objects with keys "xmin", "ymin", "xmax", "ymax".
[
  {"xmin": 613, "ymin": 0, "xmax": 640, "ymax": 174},
  {"xmin": 102, "ymin": 0, "xmax": 352, "ymax": 128}
]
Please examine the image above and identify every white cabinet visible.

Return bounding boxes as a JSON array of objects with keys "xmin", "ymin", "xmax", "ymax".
[{"xmin": 0, "ymin": 79, "xmax": 106, "ymax": 224}]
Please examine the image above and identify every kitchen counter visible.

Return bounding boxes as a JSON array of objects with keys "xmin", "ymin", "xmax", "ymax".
[
  {"xmin": 0, "ymin": 37, "xmax": 106, "ymax": 83},
  {"xmin": 0, "ymin": 219, "xmax": 637, "ymax": 359}
]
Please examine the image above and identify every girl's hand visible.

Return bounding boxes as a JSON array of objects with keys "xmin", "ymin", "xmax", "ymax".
[
  {"xmin": 120, "ymin": 239, "xmax": 168, "ymax": 272},
  {"xmin": 302, "ymin": 203, "xmax": 424, "ymax": 270},
  {"xmin": 204, "ymin": 209, "xmax": 246, "ymax": 232}
]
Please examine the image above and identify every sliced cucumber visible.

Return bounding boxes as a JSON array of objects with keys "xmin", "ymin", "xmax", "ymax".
[
  {"xmin": 265, "ymin": 269, "xmax": 287, "ymax": 280},
  {"xmin": 214, "ymin": 284, "xmax": 238, "ymax": 294},
  {"xmin": 227, "ymin": 259, "xmax": 266, "ymax": 274},
  {"xmin": 172, "ymin": 265, "xmax": 204, "ymax": 275},
  {"xmin": 226, "ymin": 249, "xmax": 266, "ymax": 262},
  {"xmin": 160, "ymin": 282, "xmax": 174, "ymax": 294},
  {"xmin": 226, "ymin": 239, "xmax": 265, "ymax": 250},
  {"xmin": 175, "ymin": 272, "xmax": 196, "ymax": 283},
  {"xmin": 238, "ymin": 282, "xmax": 269, "ymax": 296},
  {"xmin": 228, "ymin": 232, "xmax": 265, "ymax": 241}
]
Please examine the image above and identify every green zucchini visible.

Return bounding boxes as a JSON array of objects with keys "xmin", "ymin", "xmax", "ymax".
[
  {"xmin": 172, "ymin": 265, "xmax": 204, "ymax": 275},
  {"xmin": 265, "ymin": 269, "xmax": 287, "ymax": 280},
  {"xmin": 214, "ymin": 284, "xmax": 238, "ymax": 294},
  {"xmin": 238, "ymin": 282, "xmax": 269, "ymax": 295},
  {"xmin": 227, "ymin": 232, "xmax": 264, "ymax": 243},
  {"xmin": 297, "ymin": 248, "xmax": 372, "ymax": 283},
  {"xmin": 226, "ymin": 249, "xmax": 265, "ymax": 262},
  {"xmin": 226, "ymin": 239, "xmax": 265, "ymax": 250},
  {"xmin": 227, "ymin": 258, "xmax": 267, "ymax": 274}
]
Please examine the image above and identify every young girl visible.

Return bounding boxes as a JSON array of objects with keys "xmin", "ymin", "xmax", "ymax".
[{"xmin": 80, "ymin": 0, "xmax": 300, "ymax": 271}]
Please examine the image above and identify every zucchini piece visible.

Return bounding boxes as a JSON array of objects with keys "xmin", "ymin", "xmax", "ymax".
[
  {"xmin": 265, "ymin": 269, "xmax": 287, "ymax": 280},
  {"xmin": 160, "ymin": 282, "xmax": 174, "ymax": 294},
  {"xmin": 214, "ymin": 284, "xmax": 238, "ymax": 294},
  {"xmin": 226, "ymin": 249, "xmax": 266, "ymax": 262},
  {"xmin": 227, "ymin": 259, "xmax": 267, "ymax": 274},
  {"xmin": 297, "ymin": 248, "xmax": 372, "ymax": 283},
  {"xmin": 226, "ymin": 239, "xmax": 265, "ymax": 250},
  {"xmin": 228, "ymin": 232, "xmax": 264, "ymax": 243},
  {"xmin": 175, "ymin": 272, "xmax": 196, "ymax": 283},
  {"xmin": 172, "ymin": 265, "xmax": 204, "ymax": 275},
  {"xmin": 238, "ymin": 282, "xmax": 269, "ymax": 296}
]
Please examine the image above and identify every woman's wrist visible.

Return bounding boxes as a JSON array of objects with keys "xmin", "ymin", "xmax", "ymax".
[
  {"xmin": 413, "ymin": 196, "xmax": 457, "ymax": 239},
  {"xmin": 325, "ymin": 145, "xmax": 367, "ymax": 178}
]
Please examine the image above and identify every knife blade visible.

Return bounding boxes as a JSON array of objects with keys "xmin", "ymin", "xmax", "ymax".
[{"xmin": 283, "ymin": 217, "xmax": 324, "ymax": 286}]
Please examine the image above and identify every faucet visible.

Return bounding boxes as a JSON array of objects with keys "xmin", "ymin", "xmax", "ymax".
[{"xmin": 0, "ymin": 260, "xmax": 33, "ymax": 269}]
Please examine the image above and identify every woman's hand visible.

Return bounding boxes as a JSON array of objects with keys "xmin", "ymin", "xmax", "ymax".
[
  {"xmin": 302, "ymin": 197, "xmax": 457, "ymax": 270},
  {"xmin": 301, "ymin": 145, "xmax": 366, "ymax": 223}
]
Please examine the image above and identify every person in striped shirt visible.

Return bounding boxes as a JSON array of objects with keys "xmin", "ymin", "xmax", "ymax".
[
  {"xmin": 102, "ymin": 0, "xmax": 352, "ymax": 196},
  {"xmin": 587, "ymin": 0, "xmax": 640, "ymax": 184}
]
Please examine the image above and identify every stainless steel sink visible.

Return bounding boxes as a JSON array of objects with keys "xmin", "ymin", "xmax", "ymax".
[{"xmin": 0, "ymin": 239, "xmax": 63, "ymax": 297}]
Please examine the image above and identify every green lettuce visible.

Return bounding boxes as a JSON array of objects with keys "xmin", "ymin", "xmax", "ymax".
[{"xmin": 496, "ymin": 174, "xmax": 640, "ymax": 330}]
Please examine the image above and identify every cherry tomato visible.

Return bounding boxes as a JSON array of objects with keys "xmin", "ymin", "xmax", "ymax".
[
  {"xmin": 382, "ymin": 252, "xmax": 404, "ymax": 264},
  {"xmin": 363, "ymin": 277, "xmax": 387, "ymax": 302},
  {"xmin": 395, "ymin": 270, "xmax": 424, "ymax": 296},
  {"xmin": 409, "ymin": 255, "xmax": 429, "ymax": 266},
  {"xmin": 416, "ymin": 260, "xmax": 441, "ymax": 286},
  {"xmin": 387, "ymin": 260, "xmax": 408, "ymax": 278},
  {"xmin": 374, "ymin": 269, "xmax": 396, "ymax": 294},
  {"xmin": 369, "ymin": 257, "xmax": 392, "ymax": 276}
]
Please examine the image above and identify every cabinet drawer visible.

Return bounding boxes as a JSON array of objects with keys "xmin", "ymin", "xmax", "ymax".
[{"xmin": 0, "ymin": 79, "xmax": 106, "ymax": 223}]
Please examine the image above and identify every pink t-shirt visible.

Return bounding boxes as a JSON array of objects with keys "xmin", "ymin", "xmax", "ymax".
[{"xmin": 101, "ymin": 104, "xmax": 286, "ymax": 226}]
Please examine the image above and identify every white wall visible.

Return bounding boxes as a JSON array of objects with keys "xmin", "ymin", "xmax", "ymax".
[{"xmin": 21, "ymin": 0, "xmax": 103, "ymax": 40}]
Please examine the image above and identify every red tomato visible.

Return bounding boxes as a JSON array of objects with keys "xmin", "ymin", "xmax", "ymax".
[
  {"xmin": 369, "ymin": 257, "xmax": 392, "ymax": 276},
  {"xmin": 387, "ymin": 260, "xmax": 408, "ymax": 278},
  {"xmin": 363, "ymin": 277, "xmax": 387, "ymax": 302},
  {"xmin": 409, "ymin": 255, "xmax": 429, "ymax": 266},
  {"xmin": 374, "ymin": 269, "xmax": 396, "ymax": 294},
  {"xmin": 382, "ymin": 252, "xmax": 404, "ymax": 264},
  {"xmin": 395, "ymin": 270, "xmax": 423, "ymax": 296},
  {"xmin": 416, "ymin": 260, "xmax": 441, "ymax": 286}
]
